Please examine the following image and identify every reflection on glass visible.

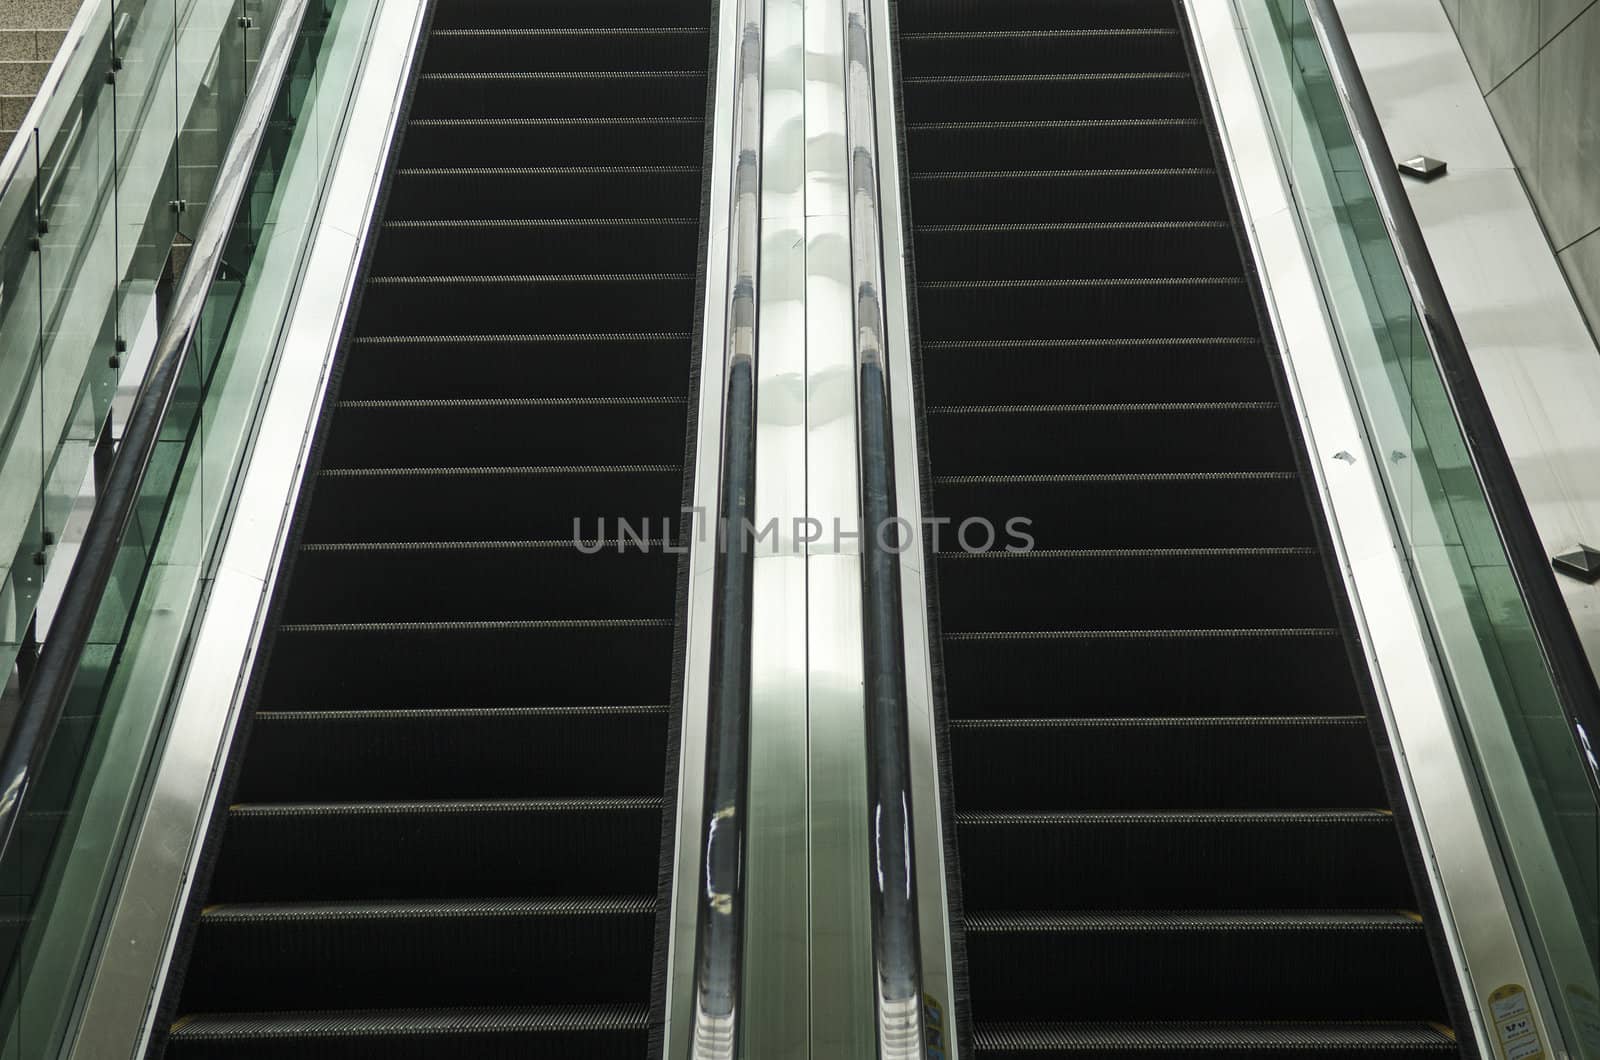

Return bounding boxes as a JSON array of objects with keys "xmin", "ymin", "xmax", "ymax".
[
  {"xmin": 1235, "ymin": 2, "xmax": 1600, "ymax": 1055},
  {"xmin": 0, "ymin": 0, "xmax": 375, "ymax": 1053}
]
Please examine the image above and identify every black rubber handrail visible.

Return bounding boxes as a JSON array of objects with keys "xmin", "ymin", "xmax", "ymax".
[
  {"xmin": 1302, "ymin": 0, "xmax": 1600, "ymax": 800},
  {"xmin": 0, "ymin": 0, "xmax": 313, "ymax": 869},
  {"xmin": 687, "ymin": 1, "xmax": 762, "ymax": 1056},
  {"xmin": 847, "ymin": 1, "xmax": 926, "ymax": 1056}
]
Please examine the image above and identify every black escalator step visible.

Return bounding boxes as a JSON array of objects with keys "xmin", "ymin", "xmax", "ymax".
[
  {"xmin": 181, "ymin": 898, "xmax": 654, "ymax": 1013},
  {"xmin": 907, "ymin": 119, "xmax": 1212, "ymax": 170},
  {"xmin": 282, "ymin": 542, "xmax": 677, "ymax": 624},
  {"xmin": 320, "ymin": 396, "xmax": 687, "ymax": 469},
  {"xmin": 916, "ymin": 279, "xmax": 1258, "ymax": 341},
  {"xmin": 411, "ymin": 72, "xmax": 706, "ymax": 120},
  {"xmin": 301, "ymin": 464, "xmax": 684, "ymax": 544},
  {"xmin": 971, "ymin": 1021, "xmax": 1459, "ymax": 1059},
  {"xmin": 262, "ymin": 620, "xmax": 674, "ymax": 707},
  {"xmin": 167, "ymin": 1004, "xmax": 649, "ymax": 1060},
  {"xmin": 903, "ymin": 74, "xmax": 1198, "ymax": 122},
  {"xmin": 930, "ymin": 471, "xmax": 1317, "ymax": 550},
  {"xmin": 400, "ymin": 117, "xmax": 702, "ymax": 168},
  {"xmin": 925, "ymin": 403, "xmax": 1292, "ymax": 475},
  {"xmin": 210, "ymin": 799, "xmax": 661, "ymax": 902},
  {"xmin": 898, "ymin": 29, "xmax": 1188, "ymax": 76},
  {"xmin": 895, "ymin": 0, "xmax": 1176, "ymax": 31},
  {"xmin": 339, "ymin": 333, "xmax": 692, "ymax": 401},
  {"xmin": 963, "ymin": 912, "xmax": 1444, "ymax": 1021},
  {"xmin": 237, "ymin": 706, "xmax": 669, "ymax": 802},
  {"xmin": 431, "ymin": 0, "xmax": 708, "ymax": 31},
  {"xmin": 912, "ymin": 223, "xmax": 1240, "ymax": 281},
  {"xmin": 387, "ymin": 167, "xmax": 702, "ymax": 222},
  {"xmin": 951, "ymin": 716, "xmax": 1386, "ymax": 811},
  {"xmin": 955, "ymin": 810, "xmax": 1410, "ymax": 910},
  {"xmin": 357, "ymin": 274, "xmax": 695, "ymax": 337},
  {"xmin": 424, "ymin": 28, "xmax": 709, "ymax": 74},
  {"xmin": 939, "ymin": 626, "xmax": 1358, "ymax": 718},
  {"xmin": 910, "ymin": 169, "xmax": 1228, "ymax": 223},
  {"xmin": 935, "ymin": 548, "xmax": 1335, "ymax": 630},
  {"xmin": 919, "ymin": 338, "xmax": 1274, "ymax": 405},
  {"xmin": 374, "ymin": 219, "xmax": 699, "ymax": 276}
]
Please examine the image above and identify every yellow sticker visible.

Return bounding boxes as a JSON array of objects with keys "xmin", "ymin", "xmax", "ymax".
[{"xmin": 1487, "ymin": 984, "xmax": 1546, "ymax": 1060}]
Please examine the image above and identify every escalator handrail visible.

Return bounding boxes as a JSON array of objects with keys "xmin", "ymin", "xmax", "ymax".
[
  {"xmin": 687, "ymin": 0, "xmax": 762, "ymax": 1055},
  {"xmin": 1301, "ymin": 0, "xmax": 1600, "ymax": 801},
  {"xmin": 0, "ymin": 0, "xmax": 313, "ymax": 868},
  {"xmin": 845, "ymin": 2, "xmax": 926, "ymax": 1056}
]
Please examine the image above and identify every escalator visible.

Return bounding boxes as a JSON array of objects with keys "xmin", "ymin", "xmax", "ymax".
[
  {"xmin": 150, "ymin": 0, "xmax": 713, "ymax": 1055},
  {"xmin": 892, "ymin": 0, "xmax": 1469, "ymax": 1055}
]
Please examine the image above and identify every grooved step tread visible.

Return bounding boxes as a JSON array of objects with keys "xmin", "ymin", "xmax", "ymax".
[
  {"xmin": 973, "ymin": 1021, "xmax": 1457, "ymax": 1052},
  {"xmin": 965, "ymin": 911, "xmax": 1424, "ymax": 934},
  {"xmin": 199, "ymin": 898, "xmax": 654, "ymax": 924},
  {"xmin": 171, "ymin": 1004, "xmax": 649, "ymax": 1040}
]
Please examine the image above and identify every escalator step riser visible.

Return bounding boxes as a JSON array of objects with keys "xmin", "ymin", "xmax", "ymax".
[
  {"xmin": 915, "ymin": 283, "xmax": 1260, "ymax": 342},
  {"xmin": 261, "ymin": 626, "xmax": 675, "ymax": 708},
  {"xmin": 372, "ymin": 221, "xmax": 699, "ymax": 277},
  {"xmin": 181, "ymin": 906, "xmax": 653, "ymax": 1012},
  {"xmin": 299, "ymin": 469, "xmax": 685, "ymax": 545},
  {"xmin": 356, "ymin": 276, "xmax": 696, "ymax": 339},
  {"xmin": 335, "ymin": 335, "xmax": 692, "ymax": 401},
  {"xmin": 906, "ymin": 121, "xmax": 1214, "ymax": 171},
  {"xmin": 896, "ymin": 0, "xmax": 1177, "ymax": 31},
  {"xmin": 964, "ymin": 922, "xmax": 1443, "ymax": 1021},
  {"xmin": 940, "ymin": 635, "xmax": 1360, "ymax": 719},
  {"xmin": 951, "ymin": 718, "xmax": 1386, "ymax": 810},
  {"xmin": 320, "ymin": 402, "xmax": 688, "ymax": 469},
  {"xmin": 166, "ymin": 1027, "xmax": 645, "ymax": 1060},
  {"xmin": 411, "ymin": 73, "xmax": 707, "ymax": 120},
  {"xmin": 956, "ymin": 816, "xmax": 1412, "ymax": 910},
  {"xmin": 209, "ymin": 805, "xmax": 661, "ymax": 902},
  {"xmin": 903, "ymin": 75, "xmax": 1199, "ymax": 122},
  {"xmin": 899, "ymin": 33, "xmax": 1189, "ymax": 76},
  {"xmin": 282, "ymin": 547, "xmax": 678, "ymax": 625},
  {"xmin": 970, "ymin": 1023, "xmax": 1459, "ymax": 1060},
  {"xmin": 429, "ymin": 0, "xmax": 709, "ymax": 31},
  {"xmin": 399, "ymin": 121, "xmax": 703, "ymax": 168},
  {"xmin": 919, "ymin": 342, "xmax": 1277, "ymax": 405},
  {"xmin": 930, "ymin": 477, "xmax": 1318, "ymax": 551},
  {"xmin": 236, "ymin": 708, "xmax": 669, "ymax": 802},
  {"xmin": 386, "ymin": 169, "xmax": 703, "ymax": 222},
  {"xmin": 423, "ymin": 31, "xmax": 710, "ymax": 75},
  {"xmin": 936, "ymin": 552, "xmax": 1338, "ymax": 631},
  {"xmin": 911, "ymin": 172, "xmax": 1229, "ymax": 224},
  {"xmin": 913, "ymin": 225, "xmax": 1241, "ymax": 281},
  {"xmin": 925, "ymin": 407, "xmax": 1294, "ymax": 476}
]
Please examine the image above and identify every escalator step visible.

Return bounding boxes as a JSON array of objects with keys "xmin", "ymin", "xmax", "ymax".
[
  {"xmin": 971, "ymin": 1021, "xmax": 1458, "ymax": 1059},
  {"xmin": 299, "ymin": 464, "xmax": 685, "ymax": 544},
  {"xmin": 909, "ymin": 169, "xmax": 1228, "ymax": 223},
  {"xmin": 412, "ymin": 71, "xmax": 707, "ymax": 120},
  {"xmin": 963, "ymin": 912, "xmax": 1445, "ymax": 1021},
  {"xmin": 373, "ymin": 218, "xmax": 699, "ymax": 276},
  {"xmin": 899, "ymin": 29, "xmax": 1189, "ymax": 75},
  {"xmin": 950, "ymin": 715, "xmax": 1386, "ymax": 810},
  {"xmin": 955, "ymin": 810, "xmax": 1412, "ymax": 910},
  {"xmin": 903, "ymin": 73, "xmax": 1198, "ymax": 122},
  {"xmin": 166, "ymin": 1005, "xmax": 649, "ymax": 1060},
  {"xmin": 336, "ymin": 332, "xmax": 693, "ymax": 400},
  {"xmin": 385, "ymin": 167, "xmax": 703, "ymax": 221},
  {"xmin": 209, "ymin": 799, "xmax": 661, "ymax": 902},
  {"xmin": 181, "ymin": 899, "xmax": 654, "ymax": 1012},
  {"xmin": 423, "ymin": 28, "xmax": 710, "ymax": 74},
  {"xmin": 237, "ymin": 706, "xmax": 669, "ymax": 802}
]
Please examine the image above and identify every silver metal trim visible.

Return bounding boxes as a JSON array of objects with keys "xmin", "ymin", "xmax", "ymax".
[
  {"xmin": 1181, "ymin": 3, "xmax": 1564, "ymax": 1056},
  {"xmin": 61, "ymin": 1, "xmax": 431, "ymax": 1053},
  {"xmin": 867, "ymin": 0, "xmax": 962, "ymax": 1054}
]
